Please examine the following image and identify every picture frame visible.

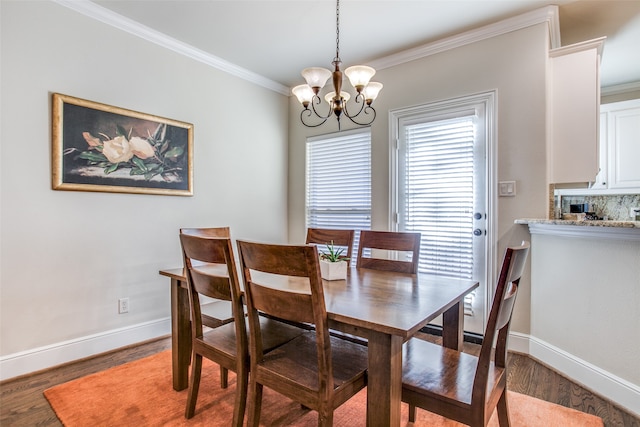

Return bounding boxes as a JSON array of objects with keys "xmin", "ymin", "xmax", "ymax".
[{"xmin": 52, "ymin": 93, "xmax": 193, "ymax": 196}]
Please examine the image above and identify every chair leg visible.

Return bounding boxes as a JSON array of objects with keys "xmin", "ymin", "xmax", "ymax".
[
  {"xmin": 318, "ymin": 409, "xmax": 334, "ymax": 427},
  {"xmin": 409, "ymin": 404, "xmax": 417, "ymax": 422},
  {"xmin": 220, "ymin": 367, "xmax": 229, "ymax": 388},
  {"xmin": 185, "ymin": 354, "xmax": 203, "ymax": 419},
  {"xmin": 232, "ymin": 364, "xmax": 249, "ymax": 427},
  {"xmin": 497, "ymin": 391, "xmax": 511, "ymax": 427},
  {"xmin": 246, "ymin": 381, "xmax": 263, "ymax": 427}
]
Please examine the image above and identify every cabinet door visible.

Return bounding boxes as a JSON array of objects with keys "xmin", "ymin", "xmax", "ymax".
[
  {"xmin": 549, "ymin": 40, "xmax": 603, "ymax": 184},
  {"xmin": 607, "ymin": 103, "xmax": 640, "ymax": 189}
]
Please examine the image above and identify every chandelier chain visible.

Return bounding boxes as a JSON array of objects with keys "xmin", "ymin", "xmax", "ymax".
[{"xmin": 334, "ymin": 0, "xmax": 340, "ymax": 63}]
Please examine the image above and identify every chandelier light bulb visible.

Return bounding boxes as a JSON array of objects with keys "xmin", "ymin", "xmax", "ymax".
[
  {"xmin": 301, "ymin": 67, "xmax": 332, "ymax": 92},
  {"xmin": 344, "ymin": 65, "xmax": 376, "ymax": 91},
  {"xmin": 363, "ymin": 82, "xmax": 383, "ymax": 104},
  {"xmin": 324, "ymin": 91, "xmax": 351, "ymax": 104},
  {"xmin": 292, "ymin": 84, "xmax": 315, "ymax": 107}
]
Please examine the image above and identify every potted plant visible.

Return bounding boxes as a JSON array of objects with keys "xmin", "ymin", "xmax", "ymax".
[{"xmin": 319, "ymin": 240, "xmax": 349, "ymax": 280}]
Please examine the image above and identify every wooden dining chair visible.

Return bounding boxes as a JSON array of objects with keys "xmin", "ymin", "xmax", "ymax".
[
  {"xmin": 305, "ymin": 228, "xmax": 355, "ymax": 264},
  {"xmin": 401, "ymin": 241, "xmax": 530, "ymax": 427},
  {"xmin": 180, "ymin": 227, "xmax": 234, "ymax": 328},
  {"xmin": 356, "ymin": 230, "xmax": 421, "ymax": 274},
  {"xmin": 180, "ymin": 234, "xmax": 304, "ymax": 426},
  {"xmin": 237, "ymin": 240, "xmax": 368, "ymax": 427}
]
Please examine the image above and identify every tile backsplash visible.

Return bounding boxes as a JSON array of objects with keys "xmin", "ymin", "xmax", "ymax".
[{"xmin": 559, "ymin": 194, "xmax": 640, "ymax": 220}]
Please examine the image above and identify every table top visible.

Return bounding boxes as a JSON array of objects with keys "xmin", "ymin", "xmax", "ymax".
[{"xmin": 159, "ymin": 266, "xmax": 478, "ymax": 340}]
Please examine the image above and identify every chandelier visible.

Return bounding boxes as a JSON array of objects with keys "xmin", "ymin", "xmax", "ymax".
[{"xmin": 292, "ymin": 0, "xmax": 383, "ymax": 129}]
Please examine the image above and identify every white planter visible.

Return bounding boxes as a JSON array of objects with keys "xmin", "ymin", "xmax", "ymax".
[{"xmin": 320, "ymin": 260, "xmax": 347, "ymax": 281}]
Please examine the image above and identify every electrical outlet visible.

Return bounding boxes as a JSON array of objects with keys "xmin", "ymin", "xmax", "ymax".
[
  {"xmin": 630, "ymin": 207, "xmax": 640, "ymax": 219},
  {"xmin": 118, "ymin": 298, "xmax": 129, "ymax": 314}
]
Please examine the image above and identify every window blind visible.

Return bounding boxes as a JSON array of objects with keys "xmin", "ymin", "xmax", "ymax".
[
  {"xmin": 306, "ymin": 130, "xmax": 371, "ymax": 259},
  {"xmin": 401, "ymin": 116, "xmax": 475, "ymax": 279}
]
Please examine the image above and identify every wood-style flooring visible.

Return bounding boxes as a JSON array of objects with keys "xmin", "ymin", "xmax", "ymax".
[{"xmin": 1, "ymin": 334, "xmax": 638, "ymax": 426}]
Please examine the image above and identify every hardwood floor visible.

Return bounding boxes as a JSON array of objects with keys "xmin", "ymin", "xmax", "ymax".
[{"xmin": 1, "ymin": 335, "xmax": 638, "ymax": 426}]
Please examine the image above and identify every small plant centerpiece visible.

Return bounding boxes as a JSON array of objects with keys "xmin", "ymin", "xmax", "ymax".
[{"xmin": 319, "ymin": 240, "xmax": 349, "ymax": 280}]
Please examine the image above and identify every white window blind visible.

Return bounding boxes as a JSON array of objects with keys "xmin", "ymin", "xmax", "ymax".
[
  {"xmin": 306, "ymin": 130, "xmax": 371, "ymax": 259},
  {"xmin": 400, "ymin": 115, "xmax": 475, "ymax": 280}
]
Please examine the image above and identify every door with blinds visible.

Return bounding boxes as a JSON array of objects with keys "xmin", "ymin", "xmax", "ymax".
[{"xmin": 392, "ymin": 93, "xmax": 495, "ymax": 334}]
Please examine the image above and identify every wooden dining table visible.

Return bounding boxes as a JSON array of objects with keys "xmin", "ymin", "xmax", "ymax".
[{"xmin": 159, "ymin": 266, "xmax": 478, "ymax": 427}]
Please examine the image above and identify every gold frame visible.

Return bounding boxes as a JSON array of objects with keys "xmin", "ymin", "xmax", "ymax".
[{"xmin": 52, "ymin": 93, "xmax": 193, "ymax": 196}]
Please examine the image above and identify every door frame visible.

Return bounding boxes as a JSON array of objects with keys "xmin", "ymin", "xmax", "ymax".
[{"xmin": 389, "ymin": 90, "xmax": 497, "ymax": 331}]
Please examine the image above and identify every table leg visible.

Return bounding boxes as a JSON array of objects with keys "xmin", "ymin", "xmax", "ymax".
[
  {"xmin": 366, "ymin": 331, "xmax": 403, "ymax": 427},
  {"xmin": 171, "ymin": 277, "xmax": 191, "ymax": 391},
  {"xmin": 442, "ymin": 301, "xmax": 464, "ymax": 351}
]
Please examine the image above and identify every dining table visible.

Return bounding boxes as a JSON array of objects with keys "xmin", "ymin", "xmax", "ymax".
[{"xmin": 159, "ymin": 265, "xmax": 478, "ymax": 427}]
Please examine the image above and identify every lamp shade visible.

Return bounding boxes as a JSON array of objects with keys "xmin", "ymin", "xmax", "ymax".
[
  {"xmin": 301, "ymin": 67, "xmax": 332, "ymax": 89},
  {"xmin": 344, "ymin": 65, "xmax": 376, "ymax": 90},
  {"xmin": 292, "ymin": 84, "xmax": 315, "ymax": 105},
  {"xmin": 363, "ymin": 82, "xmax": 383, "ymax": 102},
  {"xmin": 324, "ymin": 91, "xmax": 351, "ymax": 104}
]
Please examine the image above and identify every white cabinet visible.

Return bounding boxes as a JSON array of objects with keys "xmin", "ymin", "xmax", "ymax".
[
  {"xmin": 548, "ymin": 38, "xmax": 605, "ymax": 184},
  {"xmin": 599, "ymin": 99, "xmax": 640, "ymax": 190}
]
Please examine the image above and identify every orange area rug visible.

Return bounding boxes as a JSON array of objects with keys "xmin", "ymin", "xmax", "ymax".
[{"xmin": 44, "ymin": 350, "xmax": 603, "ymax": 426}]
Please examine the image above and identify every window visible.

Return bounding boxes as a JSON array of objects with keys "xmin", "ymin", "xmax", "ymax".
[{"xmin": 306, "ymin": 129, "xmax": 372, "ymax": 259}]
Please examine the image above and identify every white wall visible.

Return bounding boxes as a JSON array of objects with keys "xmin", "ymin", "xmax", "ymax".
[
  {"xmin": 0, "ymin": 1, "xmax": 289, "ymax": 376},
  {"xmin": 529, "ymin": 230, "xmax": 640, "ymax": 415}
]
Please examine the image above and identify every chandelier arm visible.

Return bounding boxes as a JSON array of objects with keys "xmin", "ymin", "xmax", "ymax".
[
  {"xmin": 300, "ymin": 108, "xmax": 331, "ymax": 128},
  {"xmin": 310, "ymin": 95, "xmax": 333, "ymax": 120},
  {"xmin": 343, "ymin": 104, "xmax": 376, "ymax": 126},
  {"xmin": 342, "ymin": 93, "xmax": 366, "ymax": 119}
]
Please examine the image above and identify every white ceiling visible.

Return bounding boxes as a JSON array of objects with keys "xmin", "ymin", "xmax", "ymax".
[{"xmin": 90, "ymin": 0, "xmax": 640, "ymax": 91}]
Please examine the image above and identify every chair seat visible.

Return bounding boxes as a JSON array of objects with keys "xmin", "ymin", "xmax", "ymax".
[
  {"xmin": 201, "ymin": 300, "xmax": 233, "ymax": 328},
  {"xmin": 257, "ymin": 331, "xmax": 368, "ymax": 405},
  {"xmin": 199, "ymin": 316, "xmax": 305, "ymax": 359},
  {"xmin": 402, "ymin": 338, "xmax": 504, "ymax": 407}
]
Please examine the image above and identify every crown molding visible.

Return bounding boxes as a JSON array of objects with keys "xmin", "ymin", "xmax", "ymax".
[
  {"xmin": 53, "ymin": 0, "xmax": 560, "ymax": 97},
  {"xmin": 602, "ymin": 81, "xmax": 640, "ymax": 96},
  {"xmin": 369, "ymin": 5, "xmax": 561, "ymax": 71},
  {"xmin": 52, "ymin": 0, "xmax": 291, "ymax": 96}
]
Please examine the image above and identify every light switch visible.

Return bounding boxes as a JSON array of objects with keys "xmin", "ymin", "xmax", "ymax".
[{"xmin": 499, "ymin": 181, "xmax": 516, "ymax": 197}]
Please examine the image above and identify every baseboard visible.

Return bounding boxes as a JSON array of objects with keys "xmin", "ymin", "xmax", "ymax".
[
  {"xmin": 0, "ymin": 318, "xmax": 170, "ymax": 382},
  {"xmin": 516, "ymin": 333, "xmax": 640, "ymax": 417}
]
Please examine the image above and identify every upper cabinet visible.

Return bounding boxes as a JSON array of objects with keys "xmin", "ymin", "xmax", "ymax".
[
  {"xmin": 592, "ymin": 99, "xmax": 640, "ymax": 191},
  {"xmin": 548, "ymin": 37, "xmax": 605, "ymax": 185}
]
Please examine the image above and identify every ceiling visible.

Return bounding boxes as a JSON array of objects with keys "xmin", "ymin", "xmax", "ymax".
[{"xmin": 91, "ymin": 0, "xmax": 640, "ymax": 91}]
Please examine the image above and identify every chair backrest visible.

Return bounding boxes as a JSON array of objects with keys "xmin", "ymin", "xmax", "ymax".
[
  {"xmin": 356, "ymin": 230, "xmax": 421, "ymax": 274},
  {"xmin": 180, "ymin": 227, "xmax": 230, "ymax": 238},
  {"xmin": 179, "ymin": 234, "xmax": 246, "ymax": 338},
  {"xmin": 305, "ymin": 228, "xmax": 355, "ymax": 263},
  {"xmin": 472, "ymin": 241, "xmax": 530, "ymax": 404},
  {"xmin": 236, "ymin": 240, "xmax": 333, "ymax": 384}
]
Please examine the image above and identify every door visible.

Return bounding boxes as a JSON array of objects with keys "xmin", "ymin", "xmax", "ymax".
[{"xmin": 391, "ymin": 92, "xmax": 495, "ymax": 334}]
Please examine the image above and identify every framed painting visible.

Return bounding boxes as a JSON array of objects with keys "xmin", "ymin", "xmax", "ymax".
[{"xmin": 52, "ymin": 93, "xmax": 193, "ymax": 196}]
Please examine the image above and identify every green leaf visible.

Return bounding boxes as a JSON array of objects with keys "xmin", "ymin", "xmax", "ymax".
[
  {"xmin": 104, "ymin": 163, "xmax": 119, "ymax": 174},
  {"xmin": 163, "ymin": 146, "xmax": 184, "ymax": 160},
  {"xmin": 131, "ymin": 157, "xmax": 147, "ymax": 171},
  {"xmin": 130, "ymin": 168, "xmax": 146, "ymax": 175},
  {"xmin": 77, "ymin": 151, "xmax": 108, "ymax": 162},
  {"xmin": 116, "ymin": 125, "xmax": 128, "ymax": 139}
]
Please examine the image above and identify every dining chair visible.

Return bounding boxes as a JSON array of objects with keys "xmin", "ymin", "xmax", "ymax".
[
  {"xmin": 180, "ymin": 227, "xmax": 234, "ymax": 328},
  {"xmin": 237, "ymin": 240, "xmax": 368, "ymax": 427},
  {"xmin": 401, "ymin": 241, "xmax": 530, "ymax": 427},
  {"xmin": 180, "ymin": 234, "xmax": 304, "ymax": 426},
  {"xmin": 356, "ymin": 230, "xmax": 421, "ymax": 274},
  {"xmin": 305, "ymin": 228, "xmax": 355, "ymax": 264}
]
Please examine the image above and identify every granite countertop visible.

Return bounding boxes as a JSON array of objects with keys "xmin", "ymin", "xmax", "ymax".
[{"xmin": 515, "ymin": 218, "xmax": 640, "ymax": 228}]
